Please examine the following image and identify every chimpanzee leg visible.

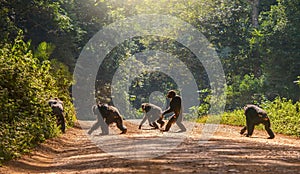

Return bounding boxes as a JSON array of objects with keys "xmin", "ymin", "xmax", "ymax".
[
  {"xmin": 60, "ymin": 114, "xmax": 66, "ymax": 133},
  {"xmin": 100, "ymin": 119, "xmax": 109, "ymax": 135},
  {"xmin": 176, "ymin": 121, "xmax": 186, "ymax": 132},
  {"xmin": 164, "ymin": 115, "xmax": 177, "ymax": 132},
  {"xmin": 263, "ymin": 120, "xmax": 275, "ymax": 139},
  {"xmin": 56, "ymin": 114, "xmax": 66, "ymax": 133},
  {"xmin": 115, "ymin": 118, "xmax": 127, "ymax": 134},
  {"xmin": 240, "ymin": 126, "xmax": 247, "ymax": 135},
  {"xmin": 88, "ymin": 120, "xmax": 101, "ymax": 135},
  {"xmin": 176, "ymin": 113, "xmax": 186, "ymax": 132}
]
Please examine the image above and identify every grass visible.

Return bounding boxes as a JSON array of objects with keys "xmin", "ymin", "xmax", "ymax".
[{"xmin": 196, "ymin": 98, "xmax": 300, "ymax": 137}]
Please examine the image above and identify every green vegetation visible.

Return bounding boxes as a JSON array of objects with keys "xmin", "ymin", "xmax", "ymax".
[
  {"xmin": 0, "ymin": 36, "xmax": 75, "ymax": 164},
  {"xmin": 0, "ymin": 0, "xmax": 299, "ymax": 165},
  {"xmin": 197, "ymin": 97, "xmax": 300, "ymax": 137}
]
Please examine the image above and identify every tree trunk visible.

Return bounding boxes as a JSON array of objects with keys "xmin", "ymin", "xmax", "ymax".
[
  {"xmin": 250, "ymin": 0, "xmax": 260, "ymax": 28},
  {"xmin": 247, "ymin": 0, "xmax": 261, "ymax": 77}
]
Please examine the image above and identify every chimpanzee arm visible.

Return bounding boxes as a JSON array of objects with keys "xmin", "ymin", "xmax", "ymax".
[
  {"xmin": 162, "ymin": 97, "xmax": 181, "ymax": 116},
  {"xmin": 246, "ymin": 119, "xmax": 255, "ymax": 137},
  {"xmin": 139, "ymin": 113, "xmax": 148, "ymax": 129},
  {"xmin": 162, "ymin": 107, "xmax": 173, "ymax": 116}
]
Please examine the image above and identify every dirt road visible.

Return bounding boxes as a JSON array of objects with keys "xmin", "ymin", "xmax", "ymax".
[{"xmin": 1, "ymin": 120, "xmax": 299, "ymax": 174}]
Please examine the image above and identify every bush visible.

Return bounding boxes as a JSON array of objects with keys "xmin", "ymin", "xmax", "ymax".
[
  {"xmin": 196, "ymin": 108, "xmax": 245, "ymax": 126},
  {"xmin": 226, "ymin": 74, "xmax": 266, "ymax": 110},
  {"xmin": 261, "ymin": 97, "xmax": 300, "ymax": 137},
  {"xmin": 188, "ymin": 94, "xmax": 211, "ymax": 120},
  {"xmin": 0, "ymin": 36, "xmax": 75, "ymax": 164},
  {"xmin": 197, "ymin": 97, "xmax": 300, "ymax": 137}
]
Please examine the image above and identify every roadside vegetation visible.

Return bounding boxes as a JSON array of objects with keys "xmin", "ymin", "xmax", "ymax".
[
  {"xmin": 0, "ymin": 36, "xmax": 76, "ymax": 164},
  {"xmin": 197, "ymin": 97, "xmax": 300, "ymax": 137},
  {"xmin": 0, "ymin": 0, "xmax": 299, "ymax": 165}
]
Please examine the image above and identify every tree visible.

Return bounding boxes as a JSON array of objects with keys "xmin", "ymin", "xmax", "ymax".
[
  {"xmin": 257, "ymin": 0, "xmax": 300, "ymax": 100},
  {"xmin": 0, "ymin": 0, "xmax": 107, "ymax": 70}
]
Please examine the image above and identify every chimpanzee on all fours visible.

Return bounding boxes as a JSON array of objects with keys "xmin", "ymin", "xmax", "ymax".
[
  {"xmin": 88, "ymin": 103, "xmax": 127, "ymax": 135},
  {"xmin": 48, "ymin": 98, "xmax": 66, "ymax": 133},
  {"xmin": 139, "ymin": 103, "xmax": 162, "ymax": 129},
  {"xmin": 240, "ymin": 104, "xmax": 275, "ymax": 139}
]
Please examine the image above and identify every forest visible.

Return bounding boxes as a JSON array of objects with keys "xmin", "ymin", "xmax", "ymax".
[{"xmin": 0, "ymin": 0, "xmax": 299, "ymax": 164}]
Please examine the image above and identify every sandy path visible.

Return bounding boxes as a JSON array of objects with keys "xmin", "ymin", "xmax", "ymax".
[{"xmin": 0, "ymin": 120, "xmax": 299, "ymax": 174}]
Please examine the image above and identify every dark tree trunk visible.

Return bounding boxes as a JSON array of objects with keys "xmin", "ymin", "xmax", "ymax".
[
  {"xmin": 252, "ymin": 0, "xmax": 260, "ymax": 28},
  {"xmin": 248, "ymin": 0, "xmax": 260, "ymax": 28}
]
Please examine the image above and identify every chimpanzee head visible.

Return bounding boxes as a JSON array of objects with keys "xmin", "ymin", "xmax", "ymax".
[
  {"xmin": 97, "ymin": 102, "xmax": 109, "ymax": 110},
  {"xmin": 48, "ymin": 97, "xmax": 63, "ymax": 107},
  {"xmin": 166, "ymin": 90, "xmax": 176, "ymax": 99},
  {"xmin": 48, "ymin": 99, "xmax": 58, "ymax": 107},
  {"xmin": 141, "ymin": 103, "xmax": 146, "ymax": 110},
  {"xmin": 141, "ymin": 103, "xmax": 151, "ymax": 112}
]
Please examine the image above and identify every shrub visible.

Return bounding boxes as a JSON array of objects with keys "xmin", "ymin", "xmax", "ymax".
[
  {"xmin": 261, "ymin": 97, "xmax": 300, "ymax": 137},
  {"xmin": 197, "ymin": 97, "xmax": 300, "ymax": 137},
  {"xmin": 0, "ymin": 36, "xmax": 75, "ymax": 164},
  {"xmin": 226, "ymin": 74, "xmax": 266, "ymax": 110}
]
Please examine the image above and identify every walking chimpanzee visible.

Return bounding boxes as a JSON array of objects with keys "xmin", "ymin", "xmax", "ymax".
[
  {"xmin": 48, "ymin": 98, "xmax": 66, "ymax": 133},
  {"xmin": 157, "ymin": 90, "xmax": 186, "ymax": 132},
  {"xmin": 139, "ymin": 103, "xmax": 162, "ymax": 129},
  {"xmin": 88, "ymin": 102, "xmax": 127, "ymax": 135},
  {"xmin": 240, "ymin": 104, "xmax": 275, "ymax": 139}
]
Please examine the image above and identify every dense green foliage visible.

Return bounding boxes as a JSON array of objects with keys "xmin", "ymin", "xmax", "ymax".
[
  {"xmin": 226, "ymin": 74, "xmax": 266, "ymax": 109},
  {"xmin": 197, "ymin": 97, "xmax": 300, "ymax": 137},
  {"xmin": 0, "ymin": 0, "xmax": 299, "ymax": 164},
  {"xmin": 1, "ymin": 0, "xmax": 298, "ymax": 105},
  {"xmin": 255, "ymin": 0, "xmax": 300, "ymax": 100},
  {"xmin": 94, "ymin": 0, "xmax": 299, "ymax": 109},
  {"xmin": 0, "ymin": 36, "xmax": 75, "ymax": 164}
]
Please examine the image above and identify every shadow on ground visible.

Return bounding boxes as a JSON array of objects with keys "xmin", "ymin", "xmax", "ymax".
[{"xmin": 1, "ymin": 121, "xmax": 300, "ymax": 174}]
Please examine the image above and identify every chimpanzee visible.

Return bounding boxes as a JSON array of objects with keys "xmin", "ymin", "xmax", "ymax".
[
  {"xmin": 157, "ymin": 90, "xmax": 186, "ymax": 132},
  {"xmin": 240, "ymin": 104, "xmax": 275, "ymax": 139},
  {"xmin": 48, "ymin": 98, "xmax": 66, "ymax": 133},
  {"xmin": 88, "ymin": 102, "xmax": 127, "ymax": 135},
  {"xmin": 139, "ymin": 103, "xmax": 162, "ymax": 129}
]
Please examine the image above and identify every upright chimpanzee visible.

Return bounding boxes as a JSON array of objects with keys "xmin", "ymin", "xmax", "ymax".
[
  {"xmin": 139, "ymin": 103, "xmax": 162, "ymax": 129},
  {"xmin": 88, "ymin": 102, "xmax": 127, "ymax": 135},
  {"xmin": 48, "ymin": 98, "xmax": 66, "ymax": 133},
  {"xmin": 240, "ymin": 104, "xmax": 275, "ymax": 139},
  {"xmin": 157, "ymin": 90, "xmax": 186, "ymax": 132}
]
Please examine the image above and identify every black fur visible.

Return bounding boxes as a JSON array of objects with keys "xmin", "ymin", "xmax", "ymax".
[
  {"xmin": 240, "ymin": 104, "xmax": 275, "ymax": 139},
  {"xmin": 48, "ymin": 98, "xmax": 66, "ymax": 133},
  {"xmin": 88, "ymin": 103, "xmax": 127, "ymax": 135}
]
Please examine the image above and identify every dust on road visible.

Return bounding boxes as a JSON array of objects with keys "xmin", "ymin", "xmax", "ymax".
[{"xmin": 1, "ymin": 120, "xmax": 299, "ymax": 174}]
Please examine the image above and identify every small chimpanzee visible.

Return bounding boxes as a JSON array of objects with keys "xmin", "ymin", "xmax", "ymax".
[
  {"xmin": 139, "ymin": 103, "xmax": 162, "ymax": 129},
  {"xmin": 157, "ymin": 90, "xmax": 186, "ymax": 132},
  {"xmin": 88, "ymin": 102, "xmax": 127, "ymax": 135},
  {"xmin": 240, "ymin": 104, "xmax": 275, "ymax": 139},
  {"xmin": 48, "ymin": 98, "xmax": 66, "ymax": 133}
]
